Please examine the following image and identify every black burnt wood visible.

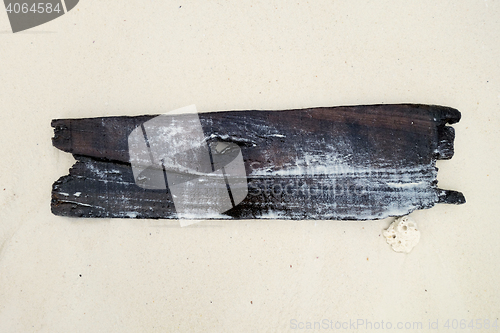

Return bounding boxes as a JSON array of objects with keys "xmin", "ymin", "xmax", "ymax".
[{"xmin": 51, "ymin": 104, "xmax": 465, "ymax": 220}]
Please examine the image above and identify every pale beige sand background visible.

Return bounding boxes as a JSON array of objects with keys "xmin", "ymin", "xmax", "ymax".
[{"xmin": 0, "ymin": 1, "xmax": 499, "ymax": 332}]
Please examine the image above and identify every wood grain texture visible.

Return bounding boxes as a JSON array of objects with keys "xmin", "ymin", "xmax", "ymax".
[{"xmin": 51, "ymin": 104, "xmax": 465, "ymax": 220}]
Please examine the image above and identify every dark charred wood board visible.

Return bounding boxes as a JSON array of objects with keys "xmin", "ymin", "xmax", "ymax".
[{"xmin": 51, "ymin": 104, "xmax": 465, "ymax": 220}]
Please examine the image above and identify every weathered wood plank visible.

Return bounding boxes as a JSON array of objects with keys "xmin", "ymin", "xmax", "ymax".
[{"xmin": 51, "ymin": 104, "xmax": 465, "ymax": 220}]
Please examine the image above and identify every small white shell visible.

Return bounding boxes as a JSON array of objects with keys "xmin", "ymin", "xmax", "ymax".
[{"xmin": 383, "ymin": 216, "xmax": 420, "ymax": 253}]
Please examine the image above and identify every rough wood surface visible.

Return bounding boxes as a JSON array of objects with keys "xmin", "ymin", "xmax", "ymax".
[{"xmin": 51, "ymin": 104, "xmax": 465, "ymax": 220}]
